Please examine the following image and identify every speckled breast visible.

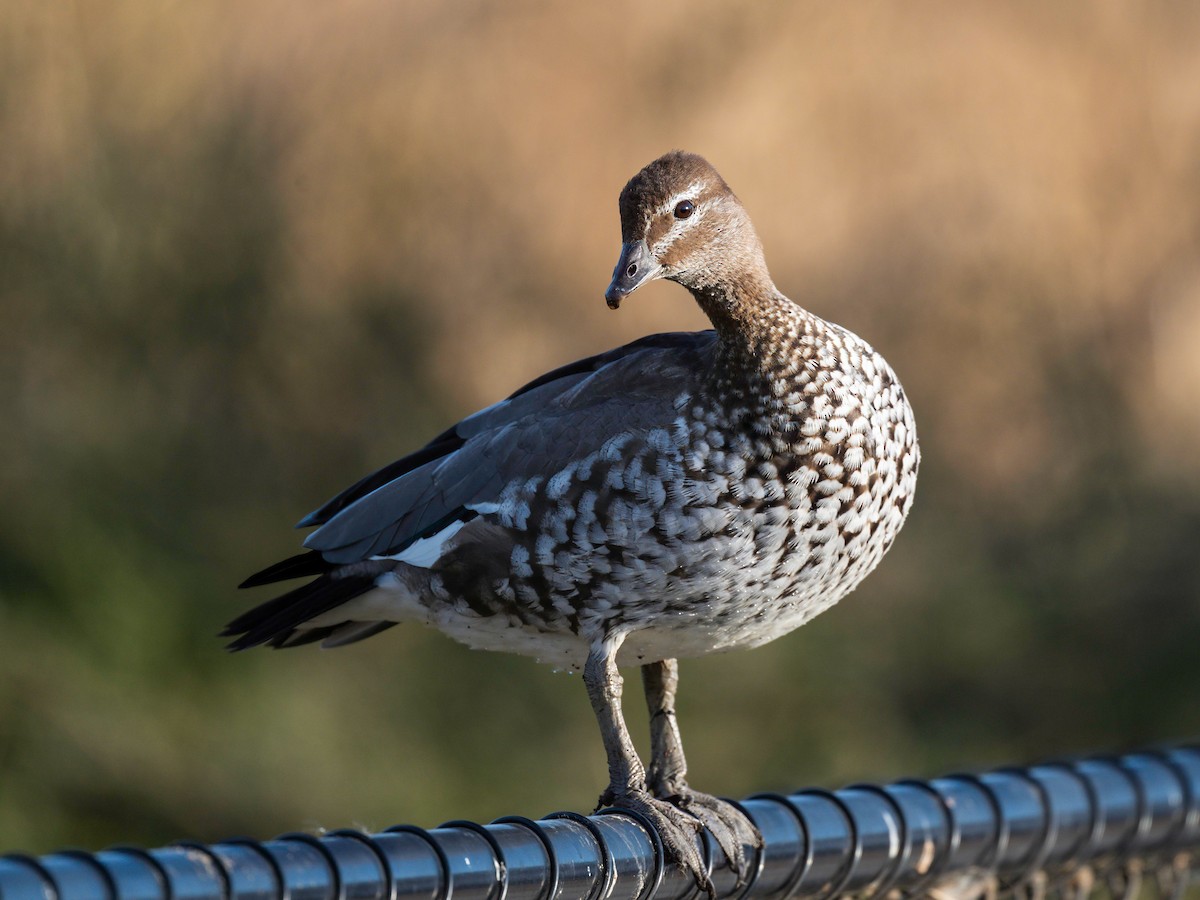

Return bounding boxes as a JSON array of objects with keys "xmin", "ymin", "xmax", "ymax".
[{"xmin": 477, "ymin": 316, "xmax": 919, "ymax": 658}]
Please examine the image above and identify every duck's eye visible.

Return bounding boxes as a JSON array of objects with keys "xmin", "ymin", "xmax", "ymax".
[{"xmin": 673, "ymin": 200, "xmax": 695, "ymax": 220}]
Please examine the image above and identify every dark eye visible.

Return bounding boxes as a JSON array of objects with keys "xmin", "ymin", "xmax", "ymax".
[{"xmin": 673, "ymin": 200, "xmax": 695, "ymax": 219}]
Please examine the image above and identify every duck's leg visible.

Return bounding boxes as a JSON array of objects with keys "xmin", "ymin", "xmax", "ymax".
[
  {"xmin": 642, "ymin": 658, "xmax": 763, "ymax": 884},
  {"xmin": 584, "ymin": 636, "xmax": 713, "ymax": 895}
]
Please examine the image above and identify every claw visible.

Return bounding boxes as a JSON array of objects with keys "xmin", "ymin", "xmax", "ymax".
[
  {"xmin": 674, "ymin": 790, "xmax": 762, "ymax": 888},
  {"xmin": 599, "ymin": 786, "xmax": 761, "ymax": 897},
  {"xmin": 599, "ymin": 787, "xmax": 715, "ymax": 896}
]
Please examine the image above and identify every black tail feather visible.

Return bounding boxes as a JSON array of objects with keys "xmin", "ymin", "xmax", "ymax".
[
  {"xmin": 239, "ymin": 550, "xmax": 331, "ymax": 588},
  {"xmin": 321, "ymin": 620, "xmax": 398, "ymax": 648},
  {"xmin": 264, "ymin": 619, "xmax": 399, "ymax": 650},
  {"xmin": 224, "ymin": 573, "xmax": 378, "ymax": 650},
  {"xmin": 269, "ymin": 624, "xmax": 340, "ymax": 648}
]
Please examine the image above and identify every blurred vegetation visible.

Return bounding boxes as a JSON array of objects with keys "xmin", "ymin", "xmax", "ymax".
[{"xmin": 2, "ymin": 0, "xmax": 1199, "ymax": 854}]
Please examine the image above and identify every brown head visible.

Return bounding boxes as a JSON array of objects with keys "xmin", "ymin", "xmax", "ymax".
[{"xmin": 604, "ymin": 151, "xmax": 773, "ymax": 310}]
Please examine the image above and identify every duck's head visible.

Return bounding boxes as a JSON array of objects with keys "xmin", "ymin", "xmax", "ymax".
[{"xmin": 605, "ymin": 151, "xmax": 769, "ymax": 309}]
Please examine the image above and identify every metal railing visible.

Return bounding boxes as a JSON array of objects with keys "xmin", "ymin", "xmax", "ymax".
[{"xmin": 2, "ymin": 746, "xmax": 1198, "ymax": 900}]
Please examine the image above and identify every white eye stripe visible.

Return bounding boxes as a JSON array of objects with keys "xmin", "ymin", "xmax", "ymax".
[
  {"xmin": 653, "ymin": 209, "xmax": 703, "ymax": 255},
  {"xmin": 655, "ymin": 180, "xmax": 706, "ymax": 218}
]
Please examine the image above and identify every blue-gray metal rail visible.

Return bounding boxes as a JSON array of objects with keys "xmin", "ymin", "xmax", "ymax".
[{"xmin": 3, "ymin": 746, "xmax": 1198, "ymax": 900}]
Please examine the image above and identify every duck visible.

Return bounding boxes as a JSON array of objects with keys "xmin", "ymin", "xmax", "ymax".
[{"xmin": 226, "ymin": 150, "xmax": 920, "ymax": 894}]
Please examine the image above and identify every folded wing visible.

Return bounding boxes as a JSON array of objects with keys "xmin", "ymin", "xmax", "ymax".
[{"xmin": 227, "ymin": 331, "xmax": 716, "ymax": 649}]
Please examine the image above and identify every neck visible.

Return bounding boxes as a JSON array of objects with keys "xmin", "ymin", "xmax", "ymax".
[
  {"xmin": 686, "ymin": 271, "xmax": 824, "ymax": 402},
  {"xmin": 688, "ymin": 267, "xmax": 798, "ymax": 356}
]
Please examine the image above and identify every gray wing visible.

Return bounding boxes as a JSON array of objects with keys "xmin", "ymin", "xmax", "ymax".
[{"xmin": 302, "ymin": 331, "xmax": 717, "ymax": 565}]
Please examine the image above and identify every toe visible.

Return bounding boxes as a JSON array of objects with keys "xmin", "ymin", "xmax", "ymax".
[
  {"xmin": 676, "ymin": 792, "xmax": 762, "ymax": 887},
  {"xmin": 600, "ymin": 788, "xmax": 714, "ymax": 896}
]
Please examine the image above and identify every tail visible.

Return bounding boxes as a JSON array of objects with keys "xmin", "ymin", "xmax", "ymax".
[{"xmin": 224, "ymin": 551, "xmax": 395, "ymax": 650}]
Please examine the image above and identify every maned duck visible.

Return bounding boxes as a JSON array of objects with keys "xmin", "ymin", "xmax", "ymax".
[{"xmin": 227, "ymin": 151, "xmax": 919, "ymax": 893}]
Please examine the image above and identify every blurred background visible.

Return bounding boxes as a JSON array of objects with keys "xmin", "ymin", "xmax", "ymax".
[{"xmin": 2, "ymin": 0, "xmax": 1199, "ymax": 853}]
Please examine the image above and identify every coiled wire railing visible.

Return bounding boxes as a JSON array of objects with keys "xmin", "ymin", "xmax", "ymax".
[{"xmin": 2, "ymin": 746, "xmax": 1198, "ymax": 900}]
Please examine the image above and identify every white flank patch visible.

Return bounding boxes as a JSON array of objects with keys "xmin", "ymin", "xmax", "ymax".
[{"xmin": 371, "ymin": 517, "xmax": 468, "ymax": 568}]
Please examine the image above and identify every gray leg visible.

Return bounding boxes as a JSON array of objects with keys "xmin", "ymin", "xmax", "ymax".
[
  {"xmin": 642, "ymin": 659, "xmax": 763, "ymax": 884},
  {"xmin": 642, "ymin": 657, "xmax": 687, "ymax": 796},
  {"xmin": 584, "ymin": 636, "xmax": 646, "ymax": 799},
  {"xmin": 584, "ymin": 638, "xmax": 713, "ymax": 895}
]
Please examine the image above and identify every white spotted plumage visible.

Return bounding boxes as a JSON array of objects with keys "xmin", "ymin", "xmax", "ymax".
[
  {"xmin": 225, "ymin": 151, "xmax": 920, "ymax": 894},
  {"xmin": 230, "ymin": 151, "xmax": 918, "ymax": 677}
]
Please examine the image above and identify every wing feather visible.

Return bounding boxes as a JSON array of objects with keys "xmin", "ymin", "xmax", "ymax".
[
  {"xmin": 300, "ymin": 331, "xmax": 715, "ymax": 565},
  {"xmin": 294, "ymin": 331, "xmax": 711, "ymax": 529},
  {"xmin": 231, "ymin": 330, "xmax": 717, "ymax": 651}
]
